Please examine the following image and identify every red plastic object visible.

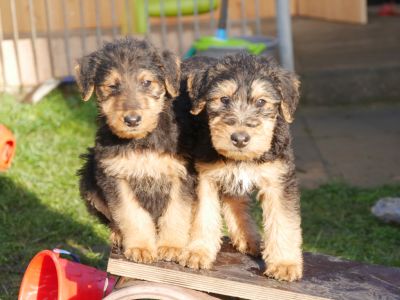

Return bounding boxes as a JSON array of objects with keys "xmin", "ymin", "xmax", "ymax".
[
  {"xmin": 18, "ymin": 250, "xmax": 115, "ymax": 300},
  {"xmin": 378, "ymin": 3, "xmax": 399, "ymax": 16},
  {"xmin": 0, "ymin": 124, "xmax": 16, "ymax": 171}
]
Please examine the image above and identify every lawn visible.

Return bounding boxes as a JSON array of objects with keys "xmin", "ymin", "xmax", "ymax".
[{"xmin": 1, "ymin": 89, "xmax": 399, "ymax": 299}]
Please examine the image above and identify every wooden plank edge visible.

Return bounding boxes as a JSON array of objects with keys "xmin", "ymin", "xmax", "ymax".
[{"xmin": 107, "ymin": 258, "xmax": 330, "ymax": 300}]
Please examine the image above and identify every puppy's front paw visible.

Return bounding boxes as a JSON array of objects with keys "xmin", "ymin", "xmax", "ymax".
[
  {"xmin": 124, "ymin": 247, "xmax": 156, "ymax": 264},
  {"xmin": 264, "ymin": 262, "xmax": 303, "ymax": 282},
  {"xmin": 178, "ymin": 249, "xmax": 214, "ymax": 269},
  {"xmin": 158, "ymin": 246, "xmax": 182, "ymax": 262}
]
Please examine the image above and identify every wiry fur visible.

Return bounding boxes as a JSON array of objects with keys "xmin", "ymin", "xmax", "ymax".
[
  {"xmin": 76, "ymin": 38, "xmax": 195, "ymax": 263},
  {"xmin": 178, "ymin": 53, "xmax": 303, "ymax": 282}
]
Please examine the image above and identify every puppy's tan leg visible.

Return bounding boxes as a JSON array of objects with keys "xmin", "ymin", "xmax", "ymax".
[
  {"xmin": 222, "ymin": 195, "xmax": 261, "ymax": 256},
  {"xmin": 179, "ymin": 175, "xmax": 222, "ymax": 269},
  {"xmin": 111, "ymin": 179, "xmax": 157, "ymax": 263},
  {"xmin": 157, "ymin": 179, "xmax": 192, "ymax": 262},
  {"xmin": 258, "ymin": 176, "xmax": 303, "ymax": 282}
]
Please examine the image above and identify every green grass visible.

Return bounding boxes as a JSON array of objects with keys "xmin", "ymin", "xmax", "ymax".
[
  {"xmin": 1, "ymin": 89, "xmax": 399, "ymax": 299},
  {"xmin": 251, "ymin": 183, "xmax": 400, "ymax": 267},
  {"xmin": 0, "ymin": 88, "xmax": 109, "ymax": 299}
]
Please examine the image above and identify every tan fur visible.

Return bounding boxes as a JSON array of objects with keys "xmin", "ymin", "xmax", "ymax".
[
  {"xmin": 258, "ymin": 175, "xmax": 303, "ymax": 281},
  {"xmin": 188, "ymin": 73, "xmax": 205, "ymax": 115},
  {"xmin": 157, "ymin": 176, "xmax": 192, "ymax": 262},
  {"xmin": 101, "ymin": 69, "xmax": 122, "ymax": 89},
  {"xmin": 190, "ymin": 102, "xmax": 205, "ymax": 115},
  {"xmin": 250, "ymin": 79, "xmax": 281, "ymax": 108},
  {"xmin": 209, "ymin": 120, "xmax": 276, "ymax": 161},
  {"xmin": 208, "ymin": 106, "xmax": 277, "ymax": 161},
  {"xmin": 196, "ymin": 160, "xmax": 287, "ymax": 197},
  {"xmin": 102, "ymin": 150, "xmax": 191, "ymax": 263},
  {"xmin": 179, "ymin": 173, "xmax": 222, "ymax": 269},
  {"xmin": 100, "ymin": 151, "xmax": 187, "ymax": 180},
  {"xmin": 110, "ymin": 230, "xmax": 122, "ymax": 248},
  {"xmin": 182, "ymin": 159, "xmax": 302, "ymax": 281},
  {"xmin": 280, "ymin": 104, "xmax": 294, "ymax": 123},
  {"xmin": 74, "ymin": 64, "xmax": 94, "ymax": 101},
  {"xmin": 111, "ymin": 179, "xmax": 157, "ymax": 263},
  {"xmin": 183, "ymin": 54, "xmax": 302, "ymax": 281},
  {"xmin": 221, "ymin": 195, "xmax": 261, "ymax": 256},
  {"xmin": 186, "ymin": 73, "xmax": 196, "ymax": 99},
  {"xmin": 279, "ymin": 77, "xmax": 300, "ymax": 123},
  {"xmin": 100, "ymin": 91, "xmax": 165, "ymax": 139},
  {"xmin": 137, "ymin": 69, "xmax": 157, "ymax": 84},
  {"xmin": 208, "ymin": 79, "xmax": 238, "ymax": 100},
  {"xmin": 85, "ymin": 191, "xmax": 111, "ymax": 220},
  {"xmin": 181, "ymin": 160, "xmax": 287, "ymax": 268},
  {"xmin": 164, "ymin": 57, "xmax": 181, "ymax": 98},
  {"xmin": 91, "ymin": 68, "xmax": 167, "ymax": 139}
]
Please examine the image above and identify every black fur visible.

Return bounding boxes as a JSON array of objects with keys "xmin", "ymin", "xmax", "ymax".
[
  {"xmin": 129, "ymin": 175, "xmax": 172, "ymax": 221},
  {"xmin": 179, "ymin": 53, "xmax": 299, "ymax": 165},
  {"xmin": 77, "ymin": 38, "xmax": 195, "ymax": 231},
  {"xmin": 179, "ymin": 53, "xmax": 303, "ymax": 280}
]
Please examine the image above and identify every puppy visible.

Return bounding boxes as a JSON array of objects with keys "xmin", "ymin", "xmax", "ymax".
[
  {"xmin": 76, "ymin": 38, "xmax": 195, "ymax": 264},
  {"xmin": 178, "ymin": 53, "xmax": 303, "ymax": 281}
]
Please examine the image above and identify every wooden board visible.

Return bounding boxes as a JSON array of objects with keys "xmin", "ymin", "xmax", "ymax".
[
  {"xmin": 107, "ymin": 239, "xmax": 400, "ymax": 300},
  {"xmin": 296, "ymin": 0, "xmax": 367, "ymax": 24}
]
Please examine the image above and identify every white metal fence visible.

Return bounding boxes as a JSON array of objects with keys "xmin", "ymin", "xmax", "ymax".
[{"xmin": 0, "ymin": 0, "xmax": 286, "ymax": 92}]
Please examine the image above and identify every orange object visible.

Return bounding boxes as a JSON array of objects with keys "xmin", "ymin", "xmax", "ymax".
[
  {"xmin": 0, "ymin": 124, "xmax": 16, "ymax": 171},
  {"xmin": 18, "ymin": 250, "xmax": 115, "ymax": 300}
]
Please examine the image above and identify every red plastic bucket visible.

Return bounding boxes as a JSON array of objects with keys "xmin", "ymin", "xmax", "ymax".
[
  {"xmin": 0, "ymin": 124, "xmax": 16, "ymax": 171},
  {"xmin": 18, "ymin": 249, "xmax": 115, "ymax": 300}
]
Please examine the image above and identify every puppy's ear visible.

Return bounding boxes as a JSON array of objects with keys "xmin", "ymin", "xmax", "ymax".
[
  {"xmin": 257, "ymin": 56, "xmax": 300, "ymax": 123},
  {"xmin": 75, "ymin": 53, "xmax": 97, "ymax": 101},
  {"xmin": 161, "ymin": 50, "xmax": 181, "ymax": 98},
  {"xmin": 187, "ymin": 69, "xmax": 207, "ymax": 115},
  {"xmin": 276, "ymin": 69, "xmax": 300, "ymax": 123}
]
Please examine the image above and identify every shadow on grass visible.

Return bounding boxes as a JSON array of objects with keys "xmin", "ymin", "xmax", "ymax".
[{"xmin": 0, "ymin": 175, "xmax": 109, "ymax": 299}]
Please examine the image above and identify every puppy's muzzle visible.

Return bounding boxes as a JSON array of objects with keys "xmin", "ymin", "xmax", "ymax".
[
  {"xmin": 231, "ymin": 131, "xmax": 250, "ymax": 148},
  {"xmin": 124, "ymin": 114, "xmax": 142, "ymax": 127}
]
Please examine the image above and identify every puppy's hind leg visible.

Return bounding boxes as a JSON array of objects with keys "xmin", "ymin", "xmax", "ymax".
[
  {"xmin": 157, "ymin": 178, "xmax": 193, "ymax": 262},
  {"xmin": 222, "ymin": 195, "xmax": 261, "ymax": 257},
  {"xmin": 78, "ymin": 149, "xmax": 112, "ymax": 223}
]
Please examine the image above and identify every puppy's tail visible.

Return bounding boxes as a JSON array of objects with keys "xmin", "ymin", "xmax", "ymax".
[{"xmin": 77, "ymin": 148, "xmax": 111, "ymax": 224}]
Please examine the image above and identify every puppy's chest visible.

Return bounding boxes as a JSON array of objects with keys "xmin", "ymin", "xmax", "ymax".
[
  {"xmin": 214, "ymin": 164, "xmax": 259, "ymax": 195},
  {"xmin": 101, "ymin": 151, "xmax": 186, "ymax": 220},
  {"xmin": 205, "ymin": 161, "xmax": 286, "ymax": 196},
  {"xmin": 101, "ymin": 150, "xmax": 187, "ymax": 180}
]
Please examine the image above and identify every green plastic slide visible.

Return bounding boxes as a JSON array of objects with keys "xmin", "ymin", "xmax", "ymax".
[{"xmin": 134, "ymin": 0, "xmax": 219, "ymax": 34}]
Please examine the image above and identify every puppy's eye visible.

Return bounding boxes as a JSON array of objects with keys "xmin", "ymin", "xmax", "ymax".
[
  {"xmin": 108, "ymin": 83, "xmax": 120, "ymax": 92},
  {"xmin": 256, "ymin": 99, "xmax": 266, "ymax": 107},
  {"xmin": 141, "ymin": 80, "xmax": 152, "ymax": 88},
  {"xmin": 220, "ymin": 96, "xmax": 230, "ymax": 105}
]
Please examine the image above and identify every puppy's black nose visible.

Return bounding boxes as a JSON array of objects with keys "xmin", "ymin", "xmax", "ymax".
[
  {"xmin": 124, "ymin": 115, "xmax": 141, "ymax": 127},
  {"xmin": 231, "ymin": 132, "xmax": 250, "ymax": 148}
]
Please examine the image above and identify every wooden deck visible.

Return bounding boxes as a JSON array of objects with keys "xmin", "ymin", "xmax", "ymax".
[{"xmin": 107, "ymin": 238, "xmax": 400, "ymax": 300}]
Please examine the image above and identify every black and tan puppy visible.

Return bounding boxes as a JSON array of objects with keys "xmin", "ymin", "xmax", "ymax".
[
  {"xmin": 178, "ymin": 53, "xmax": 302, "ymax": 281},
  {"xmin": 76, "ymin": 38, "xmax": 195, "ymax": 264}
]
